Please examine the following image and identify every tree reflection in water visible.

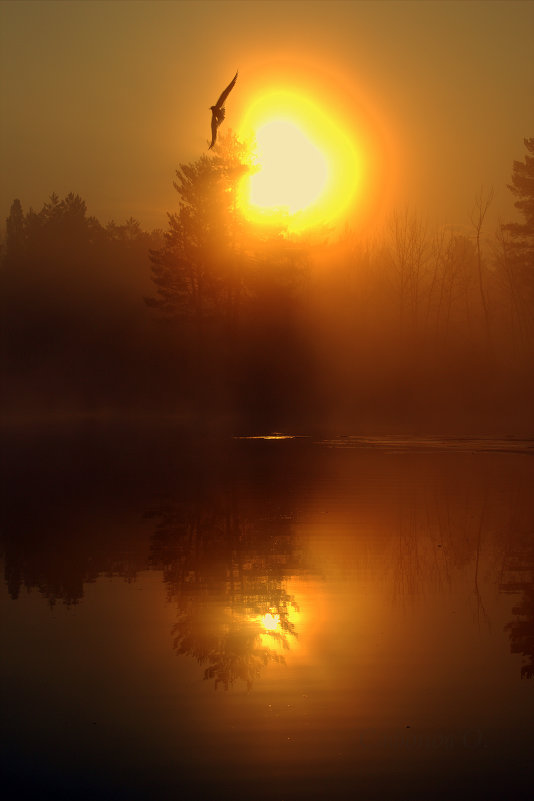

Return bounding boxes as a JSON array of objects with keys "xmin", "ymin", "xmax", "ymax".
[
  {"xmin": 147, "ymin": 488, "xmax": 300, "ymax": 689},
  {"xmin": 500, "ymin": 532, "xmax": 534, "ymax": 679},
  {"xmin": 3, "ymin": 428, "xmax": 534, "ymax": 685}
]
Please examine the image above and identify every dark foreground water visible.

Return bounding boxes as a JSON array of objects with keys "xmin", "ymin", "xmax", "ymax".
[{"xmin": 1, "ymin": 425, "xmax": 533, "ymax": 800}]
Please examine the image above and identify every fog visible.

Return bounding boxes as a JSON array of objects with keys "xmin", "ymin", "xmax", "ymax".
[{"xmin": 1, "ymin": 134, "xmax": 533, "ymax": 434}]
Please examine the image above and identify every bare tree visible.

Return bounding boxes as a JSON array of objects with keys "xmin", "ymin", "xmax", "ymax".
[
  {"xmin": 389, "ymin": 208, "xmax": 429, "ymax": 332},
  {"xmin": 470, "ymin": 186, "xmax": 494, "ymax": 350}
]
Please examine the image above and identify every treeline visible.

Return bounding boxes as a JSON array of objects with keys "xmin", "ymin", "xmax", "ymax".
[
  {"xmin": 1, "ymin": 192, "xmax": 169, "ymax": 415},
  {"xmin": 1, "ymin": 134, "xmax": 533, "ymax": 431}
]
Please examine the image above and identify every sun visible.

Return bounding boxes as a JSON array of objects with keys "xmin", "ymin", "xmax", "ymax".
[
  {"xmin": 249, "ymin": 120, "xmax": 329, "ymax": 214},
  {"xmin": 237, "ymin": 88, "xmax": 362, "ymax": 232}
]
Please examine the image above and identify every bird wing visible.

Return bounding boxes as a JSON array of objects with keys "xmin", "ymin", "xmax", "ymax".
[
  {"xmin": 209, "ymin": 113, "xmax": 218, "ymax": 149},
  {"xmin": 214, "ymin": 71, "xmax": 238, "ymax": 110}
]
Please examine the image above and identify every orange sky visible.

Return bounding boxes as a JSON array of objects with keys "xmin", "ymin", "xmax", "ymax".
[{"xmin": 1, "ymin": 0, "xmax": 533, "ymax": 235}]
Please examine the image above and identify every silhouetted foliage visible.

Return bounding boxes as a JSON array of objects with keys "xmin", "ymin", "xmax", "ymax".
[
  {"xmin": 147, "ymin": 154, "xmax": 238, "ymax": 320},
  {"xmin": 4, "ymin": 198, "xmax": 25, "ymax": 265},
  {"xmin": 501, "ymin": 532, "xmax": 534, "ymax": 679},
  {"xmin": 498, "ymin": 137, "xmax": 534, "ymax": 340},
  {"xmin": 146, "ymin": 132, "xmax": 307, "ymax": 322},
  {"xmin": 1, "ymin": 136, "xmax": 533, "ymax": 431},
  {"xmin": 0, "ymin": 192, "xmax": 166, "ymax": 414},
  {"xmin": 503, "ymin": 137, "xmax": 534, "ymax": 254},
  {"xmin": 144, "ymin": 132, "xmax": 314, "ymax": 429}
]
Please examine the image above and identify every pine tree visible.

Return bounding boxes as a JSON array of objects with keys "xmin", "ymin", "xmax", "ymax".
[
  {"xmin": 503, "ymin": 137, "xmax": 534, "ymax": 265},
  {"xmin": 146, "ymin": 132, "xmax": 250, "ymax": 321},
  {"xmin": 4, "ymin": 198, "xmax": 25, "ymax": 264}
]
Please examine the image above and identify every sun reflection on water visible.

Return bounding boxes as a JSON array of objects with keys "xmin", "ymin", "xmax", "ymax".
[
  {"xmin": 233, "ymin": 433, "xmax": 296, "ymax": 440},
  {"xmin": 261, "ymin": 612, "xmax": 280, "ymax": 631}
]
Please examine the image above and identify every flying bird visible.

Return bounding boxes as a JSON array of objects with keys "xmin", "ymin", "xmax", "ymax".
[{"xmin": 209, "ymin": 71, "xmax": 238, "ymax": 149}]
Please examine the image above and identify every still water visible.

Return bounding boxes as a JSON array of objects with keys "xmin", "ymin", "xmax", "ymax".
[{"xmin": 1, "ymin": 426, "xmax": 533, "ymax": 800}]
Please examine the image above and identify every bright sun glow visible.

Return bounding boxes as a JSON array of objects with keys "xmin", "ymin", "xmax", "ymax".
[
  {"xmin": 250, "ymin": 120, "xmax": 328, "ymax": 214},
  {"xmin": 238, "ymin": 89, "xmax": 362, "ymax": 232},
  {"xmin": 261, "ymin": 612, "xmax": 280, "ymax": 631}
]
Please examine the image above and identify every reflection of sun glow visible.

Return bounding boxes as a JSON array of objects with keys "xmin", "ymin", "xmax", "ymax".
[
  {"xmin": 238, "ymin": 89, "xmax": 362, "ymax": 232},
  {"xmin": 261, "ymin": 612, "xmax": 280, "ymax": 631},
  {"xmin": 233, "ymin": 433, "xmax": 295, "ymax": 440}
]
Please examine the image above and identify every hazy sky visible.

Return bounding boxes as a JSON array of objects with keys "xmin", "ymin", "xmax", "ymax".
[{"xmin": 1, "ymin": 0, "xmax": 533, "ymax": 234}]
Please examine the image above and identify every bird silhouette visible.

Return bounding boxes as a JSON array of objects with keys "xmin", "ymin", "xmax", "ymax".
[{"xmin": 209, "ymin": 71, "xmax": 238, "ymax": 149}]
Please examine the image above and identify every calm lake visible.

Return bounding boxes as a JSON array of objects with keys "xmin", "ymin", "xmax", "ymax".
[{"xmin": 1, "ymin": 425, "xmax": 533, "ymax": 800}]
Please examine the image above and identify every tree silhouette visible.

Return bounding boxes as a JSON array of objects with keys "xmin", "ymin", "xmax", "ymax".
[
  {"xmin": 144, "ymin": 131, "xmax": 315, "ymax": 428},
  {"xmin": 503, "ymin": 137, "xmax": 534, "ymax": 250},
  {"xmin": 0, "ymin": 193, "xmax": 166, "ymax": 415},
  {"xmin": 502, "ymin": 138, "xmax": 534, "ymax": 312},
  {"xmin": 4, "ymin": 198, "xmax": 25, "ymax": 265},
  {"xmin": 146, "ymin": 131, "xmax": 251, "ymax": 323}
]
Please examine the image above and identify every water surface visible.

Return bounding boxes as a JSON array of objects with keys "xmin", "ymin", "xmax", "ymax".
[{"xmin": 1, "ymin": 426, "xmax": 533, "ymax": 799}]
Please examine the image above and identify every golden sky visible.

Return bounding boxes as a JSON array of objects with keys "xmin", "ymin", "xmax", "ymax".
[{"xmin": 1, "ymin": 0, "xmax": 533, "ymax": 234}]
